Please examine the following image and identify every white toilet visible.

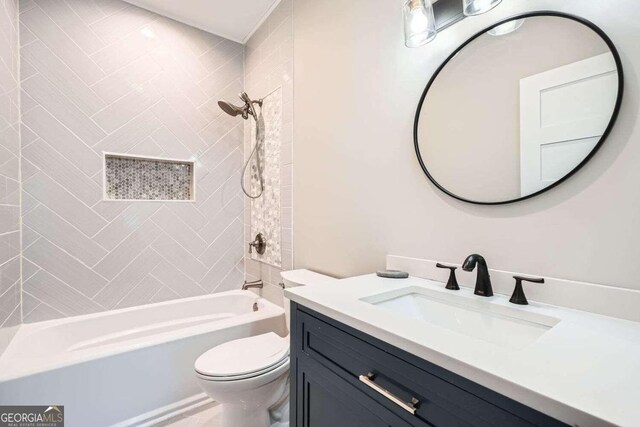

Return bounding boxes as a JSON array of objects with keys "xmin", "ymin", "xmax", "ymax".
[{"xmin": 194, "ymin": 269, "xmax": 337, "ymax": 427}]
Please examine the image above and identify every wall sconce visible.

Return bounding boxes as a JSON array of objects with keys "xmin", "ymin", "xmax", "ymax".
[
  {"xmin": 462, "ymin": 0, "xmax": 502, "ymax": 16},
  {"xmin": 487, "ymin": 18, "xmax": 524, "ymax": 36},
  {"xmin": 404, "ymin": 0, "xmax": 503, "ymax": 48},
  {"xmin": 403, "ymin": 0, "xmax": 437, "ymax": 48}
]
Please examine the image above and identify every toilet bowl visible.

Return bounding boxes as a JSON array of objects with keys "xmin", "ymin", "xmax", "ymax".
[
  {"xmin": 196, "ymin": 332, "xmax": 290, "ymax": 427},
  {"xmin": 194, "ymin": 269, "xmax": 337, "ymax": 427}
]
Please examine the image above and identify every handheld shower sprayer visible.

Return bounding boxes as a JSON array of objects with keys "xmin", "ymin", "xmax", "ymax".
[{"xmin": 217, "ymin": 92, "xmax": 264, "ymax": 199}]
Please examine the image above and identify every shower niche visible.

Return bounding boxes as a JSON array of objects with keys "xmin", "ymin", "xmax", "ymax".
[{"xmin": 103, "ymin": 153, "xmax": 195, "ymax": 202}]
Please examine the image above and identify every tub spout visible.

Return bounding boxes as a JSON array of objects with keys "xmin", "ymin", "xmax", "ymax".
[{"xmin": 242, "ymin": 280, "xmax": 263, "ymax": 290}]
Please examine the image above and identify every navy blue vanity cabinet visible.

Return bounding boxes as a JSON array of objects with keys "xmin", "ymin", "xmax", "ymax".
[
  {"xmin": 290, "ymin": 302, "xmax": 567, "ymax": 427},
  {"xmin": 295, "ymin": 355, "xmax": 413, "ymax": 426}
]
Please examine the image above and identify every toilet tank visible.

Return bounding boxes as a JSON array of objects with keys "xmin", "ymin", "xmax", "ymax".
[{"xmin": 281, "ymin": 269, "xmax": 337, "ymax": 331}]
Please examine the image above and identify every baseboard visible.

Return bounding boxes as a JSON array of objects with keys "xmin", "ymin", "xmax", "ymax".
[
  {"xmin": 387, "ymin": 255, "xmax": 640, "ymax": 322},
  {"xmin": 113, "ymin": 393, "xmax": 213, "ymax": 427}
]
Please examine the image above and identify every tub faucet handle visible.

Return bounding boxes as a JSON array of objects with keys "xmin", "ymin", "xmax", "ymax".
[
  {"xmin": 436, "ymin": 263, "xmax": 460, "ymax": 290},
  {"xmin": 248, "ymin": 233, "xmax": 266, "ymax": 255},
  {"xmin": 510, "ymin": 276, "xmax": 544, "ymax": 305}
]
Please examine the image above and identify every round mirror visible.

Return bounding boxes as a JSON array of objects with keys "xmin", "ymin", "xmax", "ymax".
[{"xmin": 414, "ymin": 12, "xmax": 623, "ymax": 205}]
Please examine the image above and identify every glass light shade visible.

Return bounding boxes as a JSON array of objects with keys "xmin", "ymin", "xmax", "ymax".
[
  {"xmin": 463, "ymin": 0, "xmax": 502, "ymax": 16},
  {"xmin": 487, "ymin": 19, "xmax": 525, "ymax": 36},
  {"xmin": 403, "ymin": 0, "xmax": 437, "ymax": 48}
]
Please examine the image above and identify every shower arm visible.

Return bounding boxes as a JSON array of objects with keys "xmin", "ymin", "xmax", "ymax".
[{"xmin": 247, "ymin": 99, "xmax": 263, "ymax": 119}]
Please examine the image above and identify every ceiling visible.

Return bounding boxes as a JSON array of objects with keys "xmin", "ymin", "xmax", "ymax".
[{"xmin": 122, "ymin": 0, "xmax": 281, "ymax": 44}]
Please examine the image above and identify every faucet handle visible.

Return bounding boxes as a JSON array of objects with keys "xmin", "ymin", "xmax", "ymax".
[
  {"xmin": 248, "ymin": 233, "xmax": 266, "ymax": 255},
  {"xmin": 510, "ymin": 276, "xmax": 544, "ymax": 305},
  {"xmin": 436, "ymin": 263, "xmax": 460, "ymax": 291}
]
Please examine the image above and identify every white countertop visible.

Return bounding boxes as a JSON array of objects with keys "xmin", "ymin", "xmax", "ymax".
[{"xmin": 285, "ymin": 274, "xmax": 640, "ymax": 427}]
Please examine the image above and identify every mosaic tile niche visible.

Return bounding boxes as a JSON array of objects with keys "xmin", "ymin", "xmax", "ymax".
[
  {"xmin": 251, "ymin": 88, "xmax": 282, "ymax": 267},
  {"xmin": 104, "ymin": 154, "xmax": 195, "ymax": 201}
]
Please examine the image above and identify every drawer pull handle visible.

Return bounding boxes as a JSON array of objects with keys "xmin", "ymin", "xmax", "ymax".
[{"xmin": 359, "ymin": 372, "xmax": 419, "ymax": 415}]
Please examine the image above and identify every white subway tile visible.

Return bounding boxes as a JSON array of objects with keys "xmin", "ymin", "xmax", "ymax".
[
  {"xmin": 93, "ymin": 202, "xmax": 161, "ymax": 251},
  {"xmin": 23, "ymin": 238, "xmax": 107, "ymax": 298},
  {"xmin": 151, "ymin": 207, "xmax": 208, "ymax": 257},
  {"xmin": 22, "ymin": 139, "xmax": 102, "ymax": 205},
  {"xmin": 33, "ymin": 0, "xmax": 105, "ymax": 54},
  {"xmin": 22, "ymin": 74, "xmax": 106, "ymax": 145},
  {"xmin": 150, "ymin": 233, "xmax": 209, "ymax": 282},
  {"xmin": 116, "ymin": 274, "xmax": 163, "ymax": 309},
  {"xmin": 89, "ymin": 3, "xmax": 157, "ymax": 45},
  {"xmin": 23, "ymin": 204, "xmax": 107, "ymax": 266},
  {"xmin": 151, "ymin": 100, "xmax": 208, "ymax": 154},
  {"xmin": 200, "ymin": 240, "xmax": 243, "ymax": 292},
  {"xmin": 93, "ymin": 108, "xmax": 161, "ymax": 152},
  {"xmin": 22, "ymin": 106, "xmax": 102, "ymax": 176},
  {"xmin": 23, "ymin": 172, "xmax": 107, "ymax": 236},
  {"xmin": 64, "ymin": 0, "xmax": 106, "ymax": 26},
  {"xmin": 23, "ymin": 270, "xmax": 104, "ymax": 316},
  {"xmin": 92, "ymin": 83, "xmax": 160, "ymax": 133},
  {"xmin": 93, "ymin": 219, "xmax": 160, "ymax": 279},
  {"xmin": 21, "ymin": 6, "xmax": 105, "ymax": 85},
  {"xmin": 199, "ymin": 219, "xmax": 242, "ymax": 266},
  {"xmin": 199, "ymin": 195, "xmax": 243, "ymax": 244},
  {"xmin": 150, "ymin": 261, "xmax": 205, "ymax": 298},
  {"xmin": 21, "ymin": 41, "xmax": 106, "ymax": 115},
  {"xmin": 93, "ymin": 247, "xmax": 161, "ymax": 308}
]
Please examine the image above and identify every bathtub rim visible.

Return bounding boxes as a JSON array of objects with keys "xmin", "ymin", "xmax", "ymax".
[{"xmin": 0, "ymin": 291, "xmax": 285, "ymax": 383}]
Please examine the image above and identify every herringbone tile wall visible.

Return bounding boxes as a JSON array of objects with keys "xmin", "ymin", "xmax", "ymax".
[
  {"xmin": 0, "ymin": 0, "xmax": 20, "ymax": 349},
  {"xmin": 19, "ymin": 0, "xmax": 246, "ymax": 322}
]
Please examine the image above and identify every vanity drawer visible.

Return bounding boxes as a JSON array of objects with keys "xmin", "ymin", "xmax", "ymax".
[
  {"xmin": 295, "ymin": 352, "xmax": 416, "ymax": 427},
  {"xmin": 295, "ymin": 306, "xmax": 564, "ymax": 427}
]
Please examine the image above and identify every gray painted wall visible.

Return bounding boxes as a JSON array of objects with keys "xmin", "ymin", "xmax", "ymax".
[
  {"xmin": 293, "ymin": 0, "xmax": 640, "ymax": 291},
  {"xmin": 0, "ymin": 0, "xmax": 19, "ymax": 354},
  {"xmin": 19, "ymin": 0, "xmax": 245, "ymax": 322}
]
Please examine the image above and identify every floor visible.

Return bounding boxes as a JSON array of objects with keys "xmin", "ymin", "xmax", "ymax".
[
  {"xmin": 155, "ymin": 402, "xmax": 222, "ymax": 426},
  {"xmin": 154, "ymin": 401, "xmax": 290, "ymax": 427}
]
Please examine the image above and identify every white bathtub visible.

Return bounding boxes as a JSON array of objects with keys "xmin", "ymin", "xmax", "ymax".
[{"xmin": 0, "ymin": 291, "xmax": 287, "ymax": 426}]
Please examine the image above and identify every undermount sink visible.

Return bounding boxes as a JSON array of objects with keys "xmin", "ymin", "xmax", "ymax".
[{"xmin": 361, "ymin": 286, "xmax": 560, "ymax": 350}]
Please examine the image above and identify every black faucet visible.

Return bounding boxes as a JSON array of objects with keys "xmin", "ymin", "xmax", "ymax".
[{"xmin": 462, "ymin": 254, "xmax": 493, "ymax": 297}]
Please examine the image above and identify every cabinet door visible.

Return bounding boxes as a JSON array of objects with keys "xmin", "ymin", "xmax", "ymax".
[{"xmin": 295, "ymin": 355, "xmax": 414, "ymax": 427}]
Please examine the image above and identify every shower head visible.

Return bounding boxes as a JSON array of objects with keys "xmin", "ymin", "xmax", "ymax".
[
  {"xmin": 218, "ymin": 92, "xmax": 263, "ymax": 121},
  {"xmin": 217, "ymin": 100, "xmax": 247, "ymax": 118}
]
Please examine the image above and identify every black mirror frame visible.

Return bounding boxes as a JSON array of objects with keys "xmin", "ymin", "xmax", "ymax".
[{"xmin": 413, "ymin": 11, "xmax": 624, "ymax": 206}]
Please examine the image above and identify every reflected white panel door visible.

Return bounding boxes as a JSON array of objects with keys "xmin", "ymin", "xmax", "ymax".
[{"xmin": 519, "ymin": 52, "xmax": 618, "ymax": 196}]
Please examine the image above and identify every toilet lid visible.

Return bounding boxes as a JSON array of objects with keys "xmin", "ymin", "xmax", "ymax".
[{"xmin": 195, "ymin": 332, "xmax": 289, "ymax": 378}]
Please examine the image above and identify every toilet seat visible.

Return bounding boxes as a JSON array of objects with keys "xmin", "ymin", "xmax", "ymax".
[{"xmin": 195, "ymin": 332, "xmax": 289, "ymax": 382}]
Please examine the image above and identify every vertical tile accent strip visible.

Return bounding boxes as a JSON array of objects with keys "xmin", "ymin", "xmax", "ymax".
[{"xmin": 250, "ymin": 88, "xmax": 282, "ymax": 267}]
